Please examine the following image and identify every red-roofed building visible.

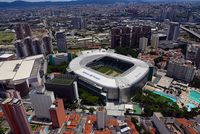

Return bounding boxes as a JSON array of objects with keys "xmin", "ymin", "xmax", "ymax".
[
  {"xmin": 94, "ymin": 129, "xmax": 112, "ymax": 134},
  {"xmin": 175, "ymin": 118, "xmax": 198, "ymax": 134},
  {"xmin": 106, "ymin": 119, "xmax": 119, "ymax": 128},
  {"xmin": 125, "ymin": 119, "xmax": 139, "ymax": 134},
  {"xmin": 83, "ymin": 115, "xmax": 96, "ymax": 134},
  {"xmin": 49, "ymin": 99, "xmax": 65, "ymax": 128}
]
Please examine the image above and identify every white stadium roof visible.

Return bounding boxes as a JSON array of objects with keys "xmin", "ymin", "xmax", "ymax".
[{"xmin": 69, "ymin": 49, "xmax": 149, "ymax": 89}]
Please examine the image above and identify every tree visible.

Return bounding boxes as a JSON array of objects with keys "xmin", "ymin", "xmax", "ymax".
[
  {"xmin": 191, "ymin": 77, "xmax": 200, "ymax": 88},
  {"xmin": 178, "ymin": 90, "xmax": 182, "ymax": 95},
  {"xmin": 131, "ymin": 117, "xmax": 138, "ymax": 124},
  {"xmin": 115, "ymin": 47, "xmax": 139, "ymax": 58},
  {"xmin": 154, "ymin": 56, "xmax": 163, "ymax": 65},
  {"xmin": 88, "ymin": 107, "xmax": 95, "ymax": 114},
  {"xmin": 0, "ymin": 128, "xmax": 4, "ymax": 134}
]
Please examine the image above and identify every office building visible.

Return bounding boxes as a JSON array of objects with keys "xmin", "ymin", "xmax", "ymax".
[
  {"xmin": 96, "ymin": 107, "xmax": 107, "ymax": 130},
  {"xmin": 0, "ymin": 55, "xmax": 44, "ymax": 97},
  {"xmin": 30, "ymin": 88, "xmax": 55, "ymax": 119},
  {"xmin": 167, "ymin": 22, "xmax": 180, "ymax": 41},
  {"xmin": 152, "ymin": 112, "xmax": 170, "ymax": 134},
  {"xmin": 56, "ymin": 31, "xmax": 67, "ymax": 53},
  {"xmin": 14, "ymin": 40, "xmax": 28, "ymax": 58},
  {"xmin": 45, "ymin": 73, "xmax": 78, "ymax": 102},
  {"xmin": 49, "ymin": 53, "xmax": 68, "ymax": 65},
  {"xmin": 49, "ymin": 99, "xmax": 65, "ymax": 128},
  {"xmin": 167, "ymin": 60, "xmax": 195, "ymax": 82},
  {"xmin": 111, "ymin": 28, "xmax": 121, "ymax": 49},
  {"xmin": 24, "ymin": 37, "xmax": 34, "ymax": 56},
  {"xmin": 1, "ymin": 98, "xmax": 32, "ymax": 134},
  {"xmin": 23, "ymin": 23, "xmax": 32, "ymax": 37},
  {"xmin": 42, "ymin": 35, "xmax": 53, "ymax": 55},
  {"xmin": 121, "ymin": 27, "xmax": 131, "ymax": 47},
  {"xmin": 139, "ymin": 37, "xmax": 148, "ymax": 51},
  {"xmin": 14, "ymin": 23, "xmax": 24, "ymax": 40},
  {"xmin": 32, "ymin": 38, "xmax": 43, "ymax": 55},
  {"xmin": 71, "ymin": 17, "xmax": 86, "ymax": 29},
  {"xmin": 151, "ymin": 34, "xmax": 159, "ymax": 49}
]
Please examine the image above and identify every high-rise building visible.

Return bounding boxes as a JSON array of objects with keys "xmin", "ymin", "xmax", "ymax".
[
  {"xmin": 96, "ymin": 107, "xmax": 107, "ymax": 130},
  {"xmin": 167, "ymin": 22, "xmax": 180, "ymax": 41},
  {"xmin": 121, "ymin": 27, "xmax": 131, "ymax": 47},
  {"xmin": 14, "ymin": 24, "xmax": 24, "ymax": 40},
  {"xmin": 23, "ymin": 23, "xmax": 32, "ymax": 37},
  {"xmin": 29, "ymin": 88, "xmax": 55, "ymax": 119},
  {"xmin": 131, "ymin": 26, "xmax": 142, "ymax": 48},
  {"xmin": 5, "ymin": 90, "xmax": 21, "ymax": 100},
  {"xmin": 195, "ymin": 48, "xmax": 200, "ymax": 69},
  {"xmin": 151, "ymin": 34, "xmax": 159, "ymax": 49},
  {"xmin": 111, "ymin": 28, "xmax": 121, "ymax": 49},
  {"xmin": 42, "ymin": 35, "xmax": 53, "ymax": 55},
  {"xmin": 111, "ymin": 26, "xmax": 151, "ymax": 49},
  {"xmin": 56, "ymin": 31, "xmax": 67, "ymax": 53},
  {"xmin": 49, "ymin": 99, "xmax": 65, "ymax": 128},
  {"xmin": 32, "ymin": 38, "xmax": 43, "ymax": 55},
  {"xmin": 14, "ymin": 40, "xmax": 28, "ymax": 58},
  {"xmin": 167, "ymin": 60, "xmax": 195, "ymax": 82},
  {"xmin": 71, "ymin": 17, "xmax": 86, "ymax": 29},
  {"xmin": 142, "ymin": 25, "xmax": 152, "ymax": 45},
  {"xmin": 139, "ymin": 37, "xmax": 148, "ymax": 51},
  {"xmin": 186, "ymin": 43, "xmax": 200, "ymax": 61},
  {"xmin": 1, "ymin": 98, "xmax": 32, "ymax": 134},
  {"xmin": 24, "ymin": 37, "xmax": 34, "ymax": 56}
]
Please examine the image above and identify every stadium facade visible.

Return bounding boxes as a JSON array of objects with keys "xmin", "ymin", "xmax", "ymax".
[{"xmin": 69, "ymin": 49, "xmax": 149, "ymax": 102}]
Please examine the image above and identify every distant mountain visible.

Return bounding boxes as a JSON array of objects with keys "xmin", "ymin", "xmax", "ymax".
[{"xmin": 0, "ymin": 0, "xmax": 143, "ymax": 9}]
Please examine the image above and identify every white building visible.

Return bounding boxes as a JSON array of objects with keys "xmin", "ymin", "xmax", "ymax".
[
  {"xmin": 0, "ymin": 55, "xmax": 45, "ymax": 96},
  {"xmin": 151, "ymin": 34, "xmax": 159, "ymax": 49},
  {"xmin": 96, "ymin": 107, "xmax": 107, "ymax": 130},
  {"xmin": 139, "ymin": 37, "xmax": 148, "ymax": 51},
  {"xmin": 152, "ymin": 112, "xmax": 170, "ymax": 134},
  {"xmin": 167, "ymin": 60, "xmax": 196, "ymax": 82},
  {"xmin": 29, "ymin": 88, "xmax": 55, "ymax": 119}
]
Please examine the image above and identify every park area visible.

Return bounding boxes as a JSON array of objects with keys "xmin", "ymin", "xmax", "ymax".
[{"xmin": 0, "ymin": 31, "xmax": 15, "ymax": 45}]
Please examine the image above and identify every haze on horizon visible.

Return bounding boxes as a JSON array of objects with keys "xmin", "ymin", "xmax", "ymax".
[
  {"xmin": 1, "ymin": 0, "xmax": 199, "ymax": 2},
  {"xmin": 0, "ymin": 0, "xmax": 73, "ymax": 2}
]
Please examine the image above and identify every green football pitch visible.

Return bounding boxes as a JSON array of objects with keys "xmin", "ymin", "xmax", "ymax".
[{"xmin": 94, "ymin": 66, "xmax": 123, "ymax": 77}]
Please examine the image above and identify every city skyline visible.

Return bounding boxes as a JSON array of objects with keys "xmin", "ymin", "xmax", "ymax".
[{"xmin": 0, "ymin": 1, "xmax": 199, "ymax": 133}]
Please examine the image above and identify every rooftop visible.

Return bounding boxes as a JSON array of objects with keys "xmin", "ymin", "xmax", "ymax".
[
  {"xmin": 0, "ymin": 53, "xmax": 14, "ymax": 59},
  {"xmin": 48, "ymin": 78, "xmax": 73, "ymax": 85},
  {"xmin": 0, "ymin": 55, "xmax": 43, "ymax": 82}
]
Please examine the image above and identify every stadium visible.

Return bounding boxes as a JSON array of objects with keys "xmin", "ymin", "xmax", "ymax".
[{"xmin": 69, "ymin": 49, "xmax": 149, "ymax": 102}]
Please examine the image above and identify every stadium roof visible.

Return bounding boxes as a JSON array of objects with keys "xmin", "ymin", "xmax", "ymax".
[{"xmin": 69, "ymin": 49, "xmax": 149, "ymax": 89}]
